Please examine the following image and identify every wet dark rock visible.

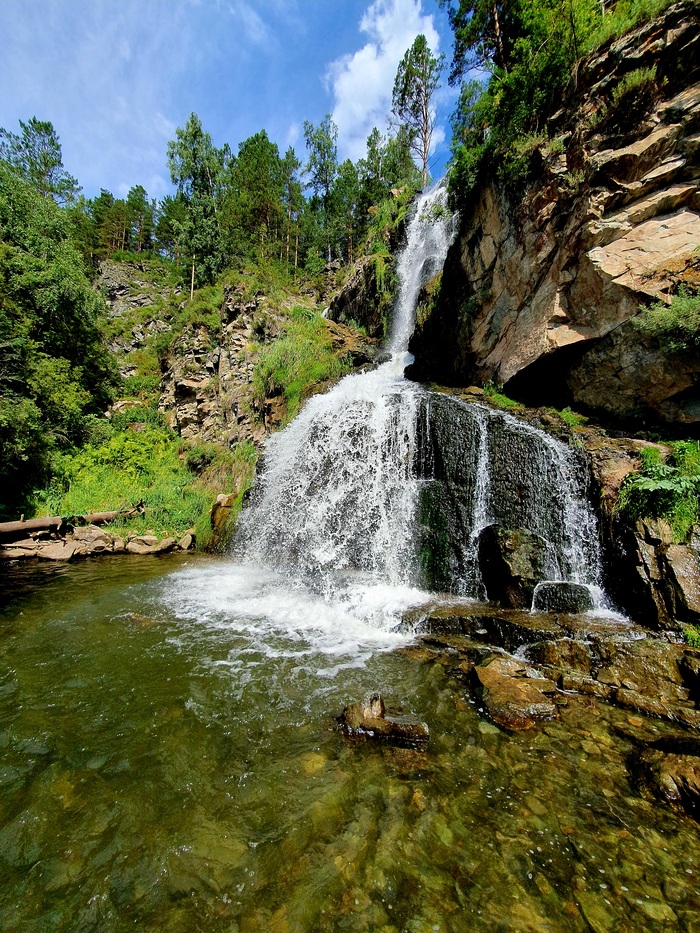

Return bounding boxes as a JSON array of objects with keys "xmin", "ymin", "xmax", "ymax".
[
  {"xmin": 532, "ymin": 582, "xmax": 595, "ymax": 614},
  {"xmin": 634, "ymin": 747, "xmax": 700, "ymax": 819},
  {"xmin": 478, "ymin": 525, "xmax": 548, "ymax": 608},
  {"xmin": 338, "ymin": 692, "xmax": 429, "ymax": 747},
  {"xmin": 471, "ymin": 656, "xmax": 559, "ymax": 732}
]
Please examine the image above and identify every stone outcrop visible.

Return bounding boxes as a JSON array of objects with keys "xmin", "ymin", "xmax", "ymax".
[
  {"xmin": 405, "ymin": 598, "xmax": 700, "ymax": 731},
  {"xmin": 158, "ymin": 285, "xmax": 377, "ymax": 447},
  {"xmin": 338, "ymin": 692, "xmax": 430, "ymax": 747},
  {"xmin": 409, "ymin": 2, "xmax": 700, "ymax": 426},
  {"xmin": 327, "ymin": 255, "xmax": 392, "ymax": 339}
]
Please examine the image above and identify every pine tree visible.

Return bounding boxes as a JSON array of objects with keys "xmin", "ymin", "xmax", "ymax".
[{"xmin": 392, "ymin": 35, "xmax": 444, "ymax": 187}]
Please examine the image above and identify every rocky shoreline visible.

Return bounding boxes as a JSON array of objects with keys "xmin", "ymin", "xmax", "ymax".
[
  {"xmin": 396, "ymin": 598, "xmax": 700, "ymax": 819},
  {"xmin": 0, "ymin": 523, "xmax": 196, "ymax": 562}
]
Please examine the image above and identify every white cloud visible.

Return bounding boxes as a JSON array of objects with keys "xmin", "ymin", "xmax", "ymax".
[
  {"xmin": 328, "ymin": 0, "xmax": 440, "ymax": 161},
  {"xmin": 285, "ymin": 122, "xmax": 301, "ymax": 149},
  {"xmin": 232, "ymin": 2, "xmax": 270, "ymax": 47}
]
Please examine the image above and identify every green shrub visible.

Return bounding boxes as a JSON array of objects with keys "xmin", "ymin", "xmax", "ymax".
[
  {"xmin": 611, "ymin": 65, "xmax": 657, "ymax": 104},
  {"xmin": 634, "ymin": 288, "xmax": 700, "ymax": 353},
  {"xmin": 684, "ymin": 624, "xmax": 700, "ymax": 648},
  {"xmin": 35, "ymin": 425, "xmax": 211, "ymax": 536},
  {"xmin": 253, "ymin": 309, "xmax": 351, "ymax": 422},
  {"xmin": 618, "ymin": 441, "xmax": 700, "ymax": 542}
]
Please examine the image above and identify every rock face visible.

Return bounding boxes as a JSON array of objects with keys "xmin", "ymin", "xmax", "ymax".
[
  {"xmin": 327, "ymin": 255, "xmax": 392, "ymax": 339},
  {"xmin": 338, "ymin": 692, "xmax": 430, "ymax": 747},
  {"xmin": 478, "ymin": 525, "xmax": 548, "ymax": 608},
  {"xmin": 409, "ymin": 2, "xmax": 700, "ymax": 426}
]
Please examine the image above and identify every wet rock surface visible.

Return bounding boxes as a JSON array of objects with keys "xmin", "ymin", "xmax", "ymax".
[
  {"xmin": 532, "ymin": 581, "xmax": 595, "ymax": 613},
  {"xmin": 634, "ymin": 747, "xmax": 700, "ymax": 817},
  {"xmin": 478, "ymin": 525, "xmax": 548, "ymax": 608},
  {"xmin": 338, "ymin": 692, "xmax": 430, "ymax": 747},
  {"xmin": 404, "ymin": 598, "xmax": 700, "ymax": 735},
  {"xmin": 471, "ymin": 656, "xmax": 559, "ymax": 731}
]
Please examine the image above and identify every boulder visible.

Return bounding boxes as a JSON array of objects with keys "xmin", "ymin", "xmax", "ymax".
[
  {"xmin": 338, "ymin": 692, "xmax": 429, "ymax": 747},
  {"xmin": 478, "ymin": 524, "xmax": 548, "ymax": 608},
  {"xmin": 532, "ymin": 581, "xmax": 595, "ymax": 613},
  {"xmin": 635, "ymin": 748, "xmax": 700, "ymax": 818},
  {"xmin": 471, "ymin": 656, "xmax": 559, "ymax": 731},
  {"xmin": 177, "ymin": 528, "xmax": 196, "ymax": 550},
  {"xmin": 37, "ymin": 541, "xmax": 79, "ymax": 562}
]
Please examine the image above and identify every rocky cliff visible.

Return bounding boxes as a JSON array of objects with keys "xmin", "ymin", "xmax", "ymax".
[
  {"xmin": 99, "ymin": 259, "xmax": 376, "ymax": 449},
  {"xmin": 409, "ymin": 1, "xmax": 700, "ymax": 427}
]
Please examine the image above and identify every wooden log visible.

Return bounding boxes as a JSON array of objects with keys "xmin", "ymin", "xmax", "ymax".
[
  {"xmin": 0, "ymin": 502, "xmax": 144, "ymax": 542},
  {"xmin": 0, "ymin": 516, "xmax": 66, "ymax": 541}
]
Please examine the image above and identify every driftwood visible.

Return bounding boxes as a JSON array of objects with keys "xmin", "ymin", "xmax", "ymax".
[{"xmin": 0, "ymin": 502, "xmax": 144, "ymax": 543}]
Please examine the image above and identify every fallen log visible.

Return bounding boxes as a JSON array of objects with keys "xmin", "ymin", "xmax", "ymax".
[
  {"xmin": 0, "ymin": 502, "xmax": 144, "ymax": 543},
  {"xmin": 0, "ymin": 516, "xmax": 67, "ymax": 541},
  {"xmin": 70, "ymin": 502, "xmax": 144, "ymax": 527}
]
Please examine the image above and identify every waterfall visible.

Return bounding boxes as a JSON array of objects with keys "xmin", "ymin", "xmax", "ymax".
[
  {"xmin": 236, "ymin": 186, "xmax": 457, "ymax": 595},
  {"xmin": 237, "ymin": 184, "xmax": 607, "ymax": 613}
]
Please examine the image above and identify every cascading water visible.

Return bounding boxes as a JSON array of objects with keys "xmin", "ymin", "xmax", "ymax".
[
  {"xmin": 236, "ymin": 185, "xmax": 459, "ymax": 603},
  {"xmin": 236, "ymin": 182, "xmax": 608, "ymax": 618},
  {"xmin": 418, "ymin": 394, "xmax": 604, "ymax": 605}
]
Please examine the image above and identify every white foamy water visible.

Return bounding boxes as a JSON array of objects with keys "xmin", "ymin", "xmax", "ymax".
[{"xmin": 160, "ymin": 561, "xmax": 426, "ymax": 676}]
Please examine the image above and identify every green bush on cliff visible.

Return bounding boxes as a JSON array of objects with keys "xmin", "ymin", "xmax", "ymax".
[
  {"xmin": 617, "ymin": 442, "xmax": 700, "ymax": 542},
  {"xmin": 253, "ymin": 306, "xmax": 351, "ymax": 422},
  {"xmin": 445, "ymin": 0, "xmax": 675, "ymax": 208},
  {"xmin": 634, "ymin": 288, "xmax": 700, "ymax": 353}
]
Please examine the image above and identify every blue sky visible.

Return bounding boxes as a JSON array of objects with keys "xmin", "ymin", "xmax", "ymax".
[{"xmin": 0, "ymin": 0, "xmax": 457, "ymax": 201}]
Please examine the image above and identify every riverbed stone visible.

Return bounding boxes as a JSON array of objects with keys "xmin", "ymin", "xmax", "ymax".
[
  {"xmin": 471, "ymin": 656, "xmax": 559, "ymax": 731},
  {"xmin": 338, "ymin": 692, "xmax": 429, "ymax": 747},
  {"xmin": 532, "ymin": 581, "xmax": 595, "ymax": 613},
  {"xmin": 37, "ymin": 541, "xmax": 79, "ymax": 562}
]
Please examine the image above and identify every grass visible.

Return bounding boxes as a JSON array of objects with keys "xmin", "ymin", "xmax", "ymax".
[
  {"xmin": 252, "ymin": 305, "xmax": 352, "ymax": 423},
  {"xmin": 483, "ymin": 382, "xmax": 521, "ymax": 409},
  {"xmin": 684, "ymin": 624, "xmax": 700, "ymax": 648},
  {"xmin": 611, "ymin": 65, "xmax": 657, "ymax": 104},
  {"xmin": 34, "ymin": 412, "xmax": 258, "ymax": 547},
  {"xmin": 584, "ymin": 0, "xmax": 674, "ymax": 51}
]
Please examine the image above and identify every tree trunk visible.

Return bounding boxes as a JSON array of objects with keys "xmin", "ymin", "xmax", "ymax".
[{"xmin": 190, "ymin": 256, "xmax": 195, "ymax": 301}]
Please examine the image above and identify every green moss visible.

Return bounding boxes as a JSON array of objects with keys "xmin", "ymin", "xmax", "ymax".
[
  {"xmin": 684, "ymin": 624, "xmax": 700, "ymax": 648},
  {"xmin": 483, "ymin": 382, "xmax": 521, "ymax": 410}
]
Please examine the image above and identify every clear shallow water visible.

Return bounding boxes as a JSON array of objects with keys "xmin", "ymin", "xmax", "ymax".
[{"xmin": 1, "ymin": 555, "xmax": 699, "ymax": 932}]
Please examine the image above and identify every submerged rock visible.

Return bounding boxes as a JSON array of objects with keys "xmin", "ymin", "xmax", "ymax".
[
  {"xmin": 532, "ymin": 581, "xmax": 595, "ymax": 613},
  {"xmin": 338, "ymin": 692, "xmax": 429, "ymax": 747},
  {"xmin": 471, "ymin": 656, "xmax": 559, "ymax": 731}
]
